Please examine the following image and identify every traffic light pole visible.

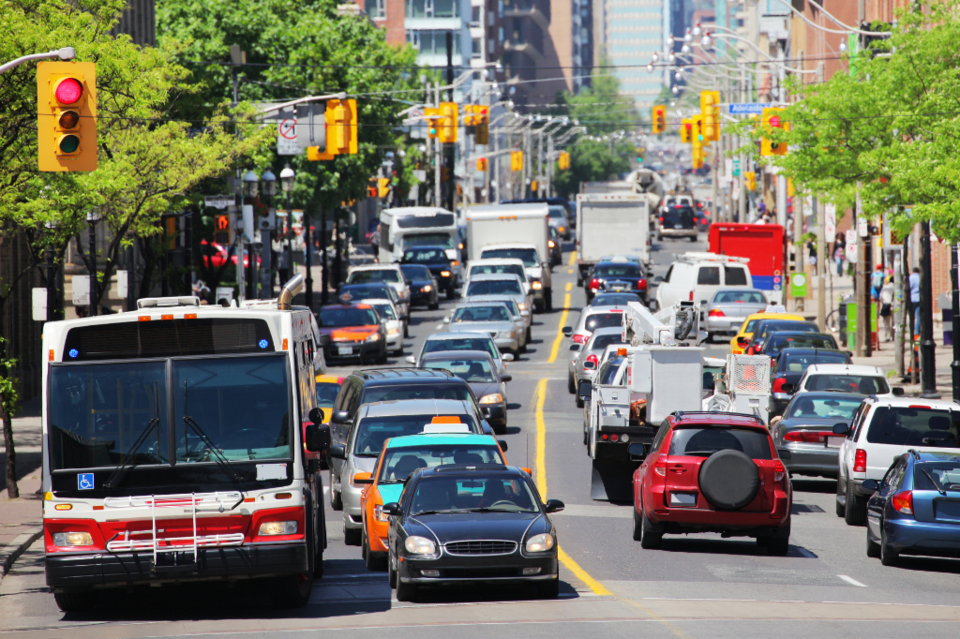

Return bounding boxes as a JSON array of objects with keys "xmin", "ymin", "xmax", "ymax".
[
  {"xmin": 445, "ymin": 32, "xmax": 455, "ymax": 213},
  {"xmin": 951, "ymin": 244, "xmax": 960, "ymax": 400},
  {"xmin": 920, "ymin": 221, "xmax": 939, "ymax": 397}
]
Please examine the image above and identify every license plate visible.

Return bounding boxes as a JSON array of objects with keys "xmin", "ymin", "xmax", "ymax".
[
  {"xmin": 610, "ymin": 284, "xmax": 628, "ymax": 291},
  {"xmin": 669, "ymin": 492, "xmax": 698, "ymax": 507},
  {"xmin": 337, "ymin": 346, "xmax": 353, "ymax": 356},
  {"xmin": 826, "ymin": 436, "xmax": 844, "ymax": 448},
  {"xmin": 674, "ymin": 224, "xmax": 685, "ymax": 229}
]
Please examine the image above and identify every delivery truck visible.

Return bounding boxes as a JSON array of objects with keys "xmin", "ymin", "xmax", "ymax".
[
  {"xmin": 708, "ymin": 223, "xmax": 785, "ymax": 305},
  {"xmin": 575, "ymin": 193, "xmax": 651, "ymax": 286}
]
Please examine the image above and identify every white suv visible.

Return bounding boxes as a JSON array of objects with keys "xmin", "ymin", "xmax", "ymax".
[
  {"xmin": 345, "ymin": 264, "xmax": 410, "ymax": 309},
  {"xmin": 835, "ymin": 396, "xmax": 960, "ymax": 526},
  {"xmin": 654, "ymin": 253, "xmax": 752, "ymax": 310}
]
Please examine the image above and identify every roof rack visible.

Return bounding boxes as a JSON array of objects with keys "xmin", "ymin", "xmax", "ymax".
[
  {"xmin": 672, "ymin": 411, "xmax": 765, "ymax": 424},
  {"xmin": 434, "ymin": 463, "xmax": 511, "ymax": 473},
  {"xmin": 676, "ymin": 252, "xmax": 751, "ymax": 265},
  {"xmin": 137, "ymin": 296, "xmax": 200, "ymax": 309}
]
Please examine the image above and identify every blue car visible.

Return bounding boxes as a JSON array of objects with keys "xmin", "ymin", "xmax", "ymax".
[{"xmin": 865, "ymin": 450, "xmax": 960, "ymax": 566}]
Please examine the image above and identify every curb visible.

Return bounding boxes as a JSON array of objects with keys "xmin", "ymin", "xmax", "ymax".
[{"xmin": 0, "ymin": 528, "xmax": 43, "ymax": 584}]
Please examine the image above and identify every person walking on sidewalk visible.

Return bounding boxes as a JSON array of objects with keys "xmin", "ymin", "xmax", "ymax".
[
  {"xmin": 871, "ymin": 264, "xmax": 885, "ymax": 301},
  {"xmin": 909, "ymin": 267, "xmax": 921, "ymax": 333},
  {"xmin": 880, "ymin": 275, "xmax": 896, "ymax": 342}
]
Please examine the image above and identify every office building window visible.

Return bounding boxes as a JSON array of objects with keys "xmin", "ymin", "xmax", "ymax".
[{"xmin": 366, "ymin": 0, "xmax": 385, "ymax": 17}]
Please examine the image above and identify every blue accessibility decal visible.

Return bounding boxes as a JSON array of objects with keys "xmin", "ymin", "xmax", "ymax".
[{"xmin": 77, "ymin": 473, "xmax": 94, "ymax": 490}]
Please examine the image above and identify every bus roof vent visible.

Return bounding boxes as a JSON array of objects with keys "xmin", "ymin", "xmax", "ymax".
[{"xmin": 137, "ymin": 296, "xmax": 201, "ymax": 309}]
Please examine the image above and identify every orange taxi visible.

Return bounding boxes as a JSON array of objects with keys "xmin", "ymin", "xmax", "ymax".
[
  {"xmin": 729, "ymin": 311, "xmax": 806, "ymax": 354},
  {"xmin": 317, "ymin": 303, "xmax": 387, "ymax": 365}
]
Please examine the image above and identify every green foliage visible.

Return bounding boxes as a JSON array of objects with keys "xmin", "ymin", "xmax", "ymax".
[
  {"xmin": 0, "ymin": 339, "xmax": 18, "ymax": 418},
  {"xmin": 552, "ymin": 138, "xmax": 634, "ymax": 199},
  {"xmin": 566, "ymin": 63, "xmax": 639, "ymax": 136}
]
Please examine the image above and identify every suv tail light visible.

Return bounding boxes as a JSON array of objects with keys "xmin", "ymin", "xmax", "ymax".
[
  {"xmin": 689, "ymin": 291, "xmax": 694, "ymax": 301},
  {"xmin": 654, "ymin": 458, "xmax": 668, "ymax": 477},
  {"xmin": 584, "ymin": 354, "xmax": 599, "ymax": 370},
  {"xmin": 854, "ymin": 449, "xmax": 867, "ymax": 473},
  {"xmin": 773, "ymin": 460, "xmax": 786, "ymax": 483},
  {"xmin": 708, "ymin": 309, "xmax": 725, "ymax": 317},
  {"xmin": 572, "ymin": 333, "xmax": 587, "ymax": 344},
  {"xmin": 892, "ymin": 490, "xmax": 914, "ymax": 515},
  {"xmin": 659, "ymin": 216, "xmax": 664, "ymax": 223},
  {"xmin": 589, "ymin": 278, "xmax": 601, "ymax": 290},
  {"xmin": 637, "ymin": 278, "xmax": 647, "ymax": 291}
]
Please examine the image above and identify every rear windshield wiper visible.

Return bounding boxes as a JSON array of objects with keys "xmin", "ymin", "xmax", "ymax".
[
  {"xmin": 182, "ymin": 380, "xmax": 244, "ymax": 482},
  {"xmin": 104, "ymin": 383, "xmax": 163, "ymax": 490},
  {"xmin": 681, "ymin": 450, "xmax": 721, "ymax": 457},
  {"xmin": 921, "ymin": 467, "xmax": 947, "ymax": 495}
]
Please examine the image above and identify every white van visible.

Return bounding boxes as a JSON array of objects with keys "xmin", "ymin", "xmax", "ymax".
[{"xmin": 655, "ymin": 252, "xmax": 752, "ymax": 310}]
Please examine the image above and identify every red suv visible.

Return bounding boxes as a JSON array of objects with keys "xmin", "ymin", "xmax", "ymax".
[{"xmin": 631, "ymin": 411, "xmax": 792, "ymax": 554}]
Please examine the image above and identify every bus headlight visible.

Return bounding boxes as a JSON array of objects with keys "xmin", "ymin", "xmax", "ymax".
[
  {"xmin": 258, "ymin": 521, "xmax": 298, "ymax": 536},
  {"xmin": 52, "ymin": 532, "xmax": 93, "ymax": 547}
]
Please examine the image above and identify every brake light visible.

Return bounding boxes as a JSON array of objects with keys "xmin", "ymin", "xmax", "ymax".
[
  {"xmin": 773, "ymin": 460, "xmax": 786, "ymax": 482},
  {"xmin": 700, "ymin": 218, "xmax": 708, "ymax": 225},
  {"xmin": 892, "ymin": 490, "xmax": 913, "ymax": 515},
  {"xmin": 584, "ymin": 354, "xmax": 598, "ymax": 369},
  {"xmin": 689, "ymin": 291, "xmax": 694, "ymax": 301},
  {"xmin": 589, "ymin": 278, "xmax": 601, "ymax": 290},
  {"xmin": 708, "ymin": 309, "xmax": 725, "ymax": 317},
  {"xmin": 637, "ymin": 278, "xmax": 647, "ymax": 291},
  {"xmin": 654, "ymin": 458, "xmax": 667, "ymax": 477},
  {"xmin": 659, "ymin": 216, "xmax": 664, "ymax": 223},
  {"xmin": 854, "ymin": 449, "xmax": 867, "ymax": 473},
  {"xmin": 784, "ymin": 431, "xmax": 833, "ymax": 443},
  {"xmin": 572, "ymin": 333, "xmax": 587, "ymax": 344}
]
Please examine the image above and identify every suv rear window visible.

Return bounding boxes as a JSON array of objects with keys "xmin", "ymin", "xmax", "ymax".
[
  {"xmin": 866, "ymin": 407, "xmax": 960, "ymax": 448},
  {"xmin": 584, "ymin": 312, "xmax": 623, "ymax": 331},
  {"xmin": 669, "ymin": 427, "xmax": 772, "ymax": 459},
  {"xmin": 724, "ymin": 266, "xmax": 749, "ymax": 286},
  {"xmin": 804, "ymin": 374, "xmax": 887, "ymax": 394}
]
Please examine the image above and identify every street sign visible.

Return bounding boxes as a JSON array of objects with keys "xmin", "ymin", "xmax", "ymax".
[
  {"xmin": 32, "ymin": 288, "xmax": 47, "ymax": 321},
  {"xmin": 791, "ymin": 273, "xmax": 807, "ymax": 298},
  {"xmin": 728, "ymin": 103, "xmax": 771, "ymax": 115},
  {"xmin": 296, "ymin": 103, "xmax": 326, "ymax": 150},
  {"xmin": 72, "ymin": 274, "xmax": 90, "ymax": 306},
  {"xmin": 204, "ymin": 195, "xmax": 234, "ymax": 209},
  {"xmin": 732, "ymin": 158, "xmax": 741, "ymax": 177},
  {"xmin": 278, "ymin": 116, "xmax": 299, "ymax": 155}
]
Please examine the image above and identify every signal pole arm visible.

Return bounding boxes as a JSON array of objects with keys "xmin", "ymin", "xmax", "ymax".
[
  {"xmin": 0, "ymin": 47, "xmax": 74, "ymax": 75},
  {"xmin": 258, "ymin": 92, "xmax": 347, "ymax": 116}
]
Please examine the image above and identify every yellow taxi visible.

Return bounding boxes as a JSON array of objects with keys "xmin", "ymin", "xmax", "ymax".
[
  {"xmin": 729, "ymin": 312, "xmax": 806, "ymax": 354},
  {"xmin": 315, "ymin": 374, "xmax": 343, "ymax": 422}
]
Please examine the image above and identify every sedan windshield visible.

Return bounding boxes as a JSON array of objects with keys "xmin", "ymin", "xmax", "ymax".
[
  {"xmin": 669, "ymin": 427, "xmax": 772, "ymax": 459},
  {"xmin": 348, "ymin": 269, "xmax": 402, "ymax": 284},
  {"xmin": 319, "ymin": 307, "xmax": 379, "ymax": 327},
  {"xmin": 423, "ymin": 358, "xmax": 497, "ymax": 382},
  {"xmin": 785, "ymin": 397, "xmax": 863, "ymax": 420},
  {"xmin": 481, "ymin": 248, "xmax": 539, "ymax": 268},
  {"xmin": 466, "ymin": 280, "xmax": 523, "ymax": 296},
  {"xmin": 400, "ymin": 264, "xmax": 432, "ymax": 280},
  {"xmin": 778, "ymin": 352, "xmax": 851, "ymax": 372},
  {"xmin": 352, "ymin": 414, "xmax": 478, "ymax": 457},
  {"xmin": 378, "ymin": 445, "xmax": 503, "ymax": 483},
  {"xmin": 767, "ymin": 334, "xmax": 838, "ymax": 353},
  {"xmin": 410, "ymin": 475, "xmax": 538, "ymax": 514},
  {"xmin": 372, "ymin": 303, "xmax": 397, "ymax": 320},
  {"xmin": 452, "ymin": 305, "xmax": 511, "ymax": 323},
  {"xmin": 423, "ymin": 337, "xmax": 499, "ymax": 360}
]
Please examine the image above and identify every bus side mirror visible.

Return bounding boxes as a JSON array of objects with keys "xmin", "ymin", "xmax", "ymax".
[
  {"xmin": 308, "ymin": 407, "xmax": 325, "ymax": 425},
  {"xmin": 305, "ymin": 424, "xmax": 331, "ymax": 452}
]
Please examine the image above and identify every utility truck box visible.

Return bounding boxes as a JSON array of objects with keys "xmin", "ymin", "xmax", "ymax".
[
  {"xmin": 580, "ymin": 181, "xmax": 633, "ymax": 195},
  {"xmin": 575, "ymin": 193, "xmax": 650, "ymax": 283},
  {"xmin": 627, "ymin": 346, "xmax": 703, "ymax": 422}
]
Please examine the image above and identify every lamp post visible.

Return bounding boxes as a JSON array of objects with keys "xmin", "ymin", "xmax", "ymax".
[
  {"xmin": 279, "ymin": 165, "xmax": 296, "ymax": 296},
  {"xmin": 86, "ymin": 211, "xmax": 101, "ymax": 316},
  {"xmin": 260, "ymin": 169, "xmax": 276, "ymax": 299},
  {"xmin": 241, "ymin": 169, "xmax": 259, "ymax": 302}
]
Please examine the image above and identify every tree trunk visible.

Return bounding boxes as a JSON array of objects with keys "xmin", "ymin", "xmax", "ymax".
[{"xmin": 0, "ymin": 390, "xmax": 17, "ymax": 499}]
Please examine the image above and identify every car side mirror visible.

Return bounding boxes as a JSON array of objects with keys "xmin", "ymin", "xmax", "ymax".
[
  {"xmin": 628, "ymin": 442, "xmax": 647, "ymax": 462},
  {"xmin": 861, "ymin": 479, "xmax": 880, "ymax": 492},
  {"xmin": 781, "ymin": 383, "xmax": 795, "ymax": 394},
  {"xmin": 305, "ymin": 424, "xmax": 331, "ymax": 452},
  {"xmin": 695, "ymin": 330, "xmax": 709, "ymax": 346},
  {"xmin": 737, "ymin": 336, "xmax": 749, "ymax": 345},
  {"xmin": 544, "ymin": 499, "xmax": 565, "ymax": 513},
  {"xmin": 562, "ymin": 326, "xmax": 573, "ymax": 336},
  {"xmin": 329, "ymin": 444, "xmax": 347, "ymax": 459},
  {"xmin": 405, "ymin": 355, "xmax": 416, "ymax": 365},
  {"xmin": 577, "ymin": 380, "xmax": 592, "ymax": 401},
  {"xmin": 583, "ymin": 360, "xmax": 596, "ymax": 370},
  {"xmin": 892, "ymin": 387, "xmax": 905, "ymax": 397},
  {"xmin": 353, "ymin": 472, "xmax": 373, "ymax": 485},
  {"xmin": 832, "ymin": 423, "xmax": 849, "ymax": 436},
  {"xmin": 331, "ymin": 410, "xmax": 350, "ymax": 424},
  {"xmin": 502, "ymin": 353, "xmax": 514, "ymax": 362},
  {"xmin": 845, "ymin": 351, "xmax": 854, "ymax": 357},
  {"xmin": 500, "ymin": 374, "xmax": 512, "ymax": 382},
  {"xmin": 443, "ymin": 317, "xmax": 450, "ymax": 323},
  {"xmin": 308, "ymin": 407, "xmax": 325, "ymax": 425},
  {"xmin": 381, "ymin": 502, "xmax": 401, "ymax": 516},
  {"xmin": 317, "ymin": 334, "xmax": 331, "ymax": 347},
  {"xmin": 497, "ymin": 439, "xmax": 509, "ymax": 452}
]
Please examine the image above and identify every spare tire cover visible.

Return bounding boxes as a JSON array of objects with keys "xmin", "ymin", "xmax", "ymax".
[{"xmin": 698, "ymin": 449, "xmax": 760, "ymax": 511}]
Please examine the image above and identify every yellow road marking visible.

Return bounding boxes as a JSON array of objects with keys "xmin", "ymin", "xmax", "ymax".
[
  {"xmin": 533, "ymin": 378, "xmax": 548, "ymax": 497},
  {"xmin": 557, "ymin": 547, "xmax": 611, "ymax": 596},
  {"xmin": 568, "ymin": 250, "xmax": 577, "ymax": 266},
  {"xmin": 546, "ymin": 293, "xmax": 571, "ymax": 363},
  {"xmin": 565, "ymin": 282, "xmax": 573, "ymax": 292}
]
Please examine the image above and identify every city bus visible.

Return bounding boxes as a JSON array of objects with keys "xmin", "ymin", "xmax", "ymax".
[
  {"xmin": 378, "ymin": 206, "xmax": 463, "ymax": 268},
  {"xmin": 39, "ymin": 276, "xmax": 331, "ymax": 611}
]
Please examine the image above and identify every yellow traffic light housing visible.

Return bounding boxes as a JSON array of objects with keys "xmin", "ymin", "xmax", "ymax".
[
  {"xmin": 745, "ymin": 171, "xmax": 757, "ymax": 191},
  {"xmin": 651, "ymin": 105, "xmax": 666, "ymax": 134},
  {"xmin": 700, "ymin": 91, "xmax": 720, "ymax": 142},
  {"xmin": 439, "ymin": 102, "xmax": 458, "ymax": 144},
  {"xmin": 692, "ymin": 114, "xmax": 705, "ymax": 143},
  {"xmin": 680, "ymin": 118, "xmax": 692, "ymax": 144},
  {"xmin": 308, "ymin": 98, "xmax": 358, "ymax": 160},
  {"xmin": 558, "ymin": 151, "xmax": 570, "ymax": 170},
  {"xmin": 474, "ymin": 106, "xmax": 489, "ymax": 145},
  {"xmin": 692, "ymin": 140, "xmax": 704, "ymax": 169},
  {"xmin": 761, "ymin": 107, "xmax": 788, "ymax": 156},
  {"xmin": 510, "ymin": 150, "xmax": 523, "ymax": 172},
  {"xmin": 378, "ymin": 177, "xmax": 390, "ymax": 198},
  {"xmin": 38, "ymin": 61, "xmax": 97, "ymax": 172},
  {"xmin": 425, "ymin": 107, "xmax": 441, "ymax": 139},
  {"xmin": 476, "ymin": 157, "xmax": 488, "ymax": 172}
]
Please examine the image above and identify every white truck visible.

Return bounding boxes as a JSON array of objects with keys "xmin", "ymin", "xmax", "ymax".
[
  {"xmin": 378, "ymin": 207, "xmax": 462, "ymax": 264},
  {"xmin": 465, "ymin": 203, "xmax": 553, "ymax": 311},
  {"xmin": 575, "ymin": 193, "xmax": 651, "ymax": 286}
]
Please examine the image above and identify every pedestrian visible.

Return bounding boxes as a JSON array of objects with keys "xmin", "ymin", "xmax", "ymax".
[
  {"xmin": 833, "ymin": 244, "xmax": 845, "ymax": 276},
  {"xmin": 369, "ymin": 223, "xmax": 381, "ymax": 264},
  {"xmin": 806, "ymin": 240, "xmax": 817, "ymax": 267},
  {"xmin": 909, "ymin": 267, "xmax": 921, "ymax": 332},
  {"xmin": 871, "ymin": 264, "xmax": 884, "ymax": 301},
  {"xmin": 278, "ymin": 244, "xmax": 292, "ymax": 286},
  {"xmin": 880, "ymin": 275, "xmax": 895, "ymax": 342}
]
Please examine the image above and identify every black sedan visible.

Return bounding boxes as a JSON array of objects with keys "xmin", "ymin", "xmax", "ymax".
[
  {"xmin": 419, "ymin": 350, "xmax": 511, "ymax": 433},
  {"xmin": 756, "ymin": 331, "xmax": 840, "ymax": 361},
  {"xmin": 383, "ymin": 465, "xmax": 563, "ymax": 601},
  {"xmin": 400, "ymin": 263, "xmax": 440, "ymax": 310},
  {"xmin": 547, "ymin": 226, "xmax": 563, "ymax": 267},
  {"xmin": 770, "ymin": 348, "xmax": 853, "ymax": 415},
  {"xmin": 402, "ymin": 245, "xmax": 459, "ymax": 299},
  {"xmin": 585, "ymin": 260, "xmax": 648, "ymax": 305},
  {"xmin": 744, "ymin": 319, "xmax": 820, "ymax": 354}
]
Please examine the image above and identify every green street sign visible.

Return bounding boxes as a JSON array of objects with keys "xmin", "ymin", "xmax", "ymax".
[
  {"xmin": 790, "ymin": 273, "xmax": 807, "ymax": 298},
  {"xmin": 733, "ymin": 158, "xmax": 741, "ymax": 177}
]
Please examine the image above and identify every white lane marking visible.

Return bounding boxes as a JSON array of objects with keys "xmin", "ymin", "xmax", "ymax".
[{"xmin": 837, "ymin": 574, "xmax": 868, "ymax": 588}]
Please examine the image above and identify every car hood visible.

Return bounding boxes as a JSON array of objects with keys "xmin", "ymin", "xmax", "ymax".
[
  {"xmin": 410, "ymin": 511, "xmax": 546, "ymax": 544},
  {"xmin": 449, "ymin": 321, "xmax": 514, "ymax": 335},
  {"xmin": 319, "ymin": 325, "xmax": 379, "ymax": 341},
  {"xmin": 408, "ymin": 278, "xmax": 435, "ymax": 288}
]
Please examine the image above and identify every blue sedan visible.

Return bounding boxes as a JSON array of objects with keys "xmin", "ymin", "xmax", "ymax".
[{"xmin": 865, "ymin": 450, "xmax": 960, "ymax": 566}]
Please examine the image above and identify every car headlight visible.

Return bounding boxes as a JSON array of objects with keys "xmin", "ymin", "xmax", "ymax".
[
  {"xmin": 531, "ymin": 280, "xmax": 543, "ymax": 290},
  {"xmin": 525, "ymin": 533, "xmax": 555, "ymax": 553},
  {"xmin": 548, "ymin": 240, "xmax": 556, "ymax": 248},
  {"xmin": 404, "ymin": 535, "xmax": 437, "ymax": 555},
  {"xmin": 517, "ymin": 302, "xmax": 527, "ymax": 311},
  {"xmin": 499, "ymin": 330, "xmax": 515, "ymax": 340},
  {"xmin": 479, "ymin": 393, "xmax": 504, "ymax": 404},
  {"xmin": 52, "ymin": 532, "xmax": 93, "ymax": 547},
  {"xmin": 258, "ymin": 521, "xmax": 298, "ymax": 536},
  {"xmin": 440, "ymin": 270, "xmax": 451, "ymax": 277},
  {"xmin": 422, "ymin": 284, "xmax": 432, "ymax": 292},
  {"xmin": 365, "ymin": 333, "xmax": 381, "ymax": 342},
  {"xmin": 387, "ymin": 327, "xmax": 400, "ymax": 336},
  {"xmin": 373, "ymin": 504, "xmax": 391, "ymax": 523}
]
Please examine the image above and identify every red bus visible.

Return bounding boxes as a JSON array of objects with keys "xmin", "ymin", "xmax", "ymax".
[{"xmin": 708, "ymin": 223, "xmax": 785, "ymax": 304}]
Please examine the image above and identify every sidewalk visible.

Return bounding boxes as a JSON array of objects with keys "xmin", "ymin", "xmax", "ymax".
[{"xmin": 0, "ymin": 397, "xmax": 43, "ymax": 582}]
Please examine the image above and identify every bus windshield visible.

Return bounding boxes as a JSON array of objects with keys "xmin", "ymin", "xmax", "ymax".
[{"xmin": 403, "ymin": 232, "xmax": 455, "ymax": 248}]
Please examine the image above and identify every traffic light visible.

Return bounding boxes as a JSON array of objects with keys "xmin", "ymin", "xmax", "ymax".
[
  {"xmin": 761, "ymin": 107, "xmax": 788, "ymax": 156},
  {"xmin": 378, "ymin": 177, "xmax": 390, "ymax": 198},
  {"xmin": 439, "ymin": 102, "xmax": 458, "ymax": 144},
  {"xmin": 745, "ymin": 171, "xmax": 757, "ymax": 191},
  {"xmin": 37, "ymin": 61, "xmax": 97, "ymax": 172},
  {"xmin": 692, "ymin": 114, "xmax": 705, "ymax": 143},
  {"xmin": 474, "ymin": 106, "xmax": 489, "ymax": 145},
  {"xmin": 425, "ymin": 107, "xmax": 441, "ymax": 139},
  {"xmin": 510, "ymin": 150, "xmax": 523, "ymax": 172},
  {"xmin": 476, "ymin": 157, "xmax": 488, "ymax": 172},
  {"xmin": 680, "ymin": 118, "xmax": 692, "ymax": 143},
  {"xmin": 692, "ymin": 140, "xmax": 704, "ymax": 169},
  {"xmin": 530, "ymin": 179, "xmax": 538, "ymax": 193},
  {"xmin": 309, "ymin": 98, "xmax": 358, "ymax": 160},
  {"xmin": 558, "ymin": 151, "xmax": 570, "ymax": 170},
  {"xmin": 700, "ymin": 91, "xmax": 720, "ymax": 142},
  {"xmin": 651, "ymin": 105, "xmax": 666, "ymax": 134}
]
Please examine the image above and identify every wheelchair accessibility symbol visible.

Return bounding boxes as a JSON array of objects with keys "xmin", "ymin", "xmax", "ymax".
[{"xmin": 77, "ymin": 473, "xmax": 94, "ymax": 490}]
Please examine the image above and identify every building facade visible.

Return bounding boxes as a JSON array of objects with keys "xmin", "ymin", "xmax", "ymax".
[{"xmin": 604, "ymin": 0, "xmax": 665, "ymax": 109}]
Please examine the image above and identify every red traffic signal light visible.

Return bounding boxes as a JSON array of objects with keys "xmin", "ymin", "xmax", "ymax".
[{"xmin": 769, "ymin": 115, "xmax": 781, "ymax": 128}]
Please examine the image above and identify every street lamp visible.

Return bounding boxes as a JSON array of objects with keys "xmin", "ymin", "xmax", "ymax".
[
  {"xmin": 279, "ymin": 163, "xmax": 296, "ymax": 268},
  {"xmin": 86, "ymin": 210, "xmax": 101, "ymax": 316},
  {"xmin": 260, "ymin": 169, "xmax": 277, "ymax": 197},
  {"xmin": 242, "ymin": 170, "xmax": 259, "ymax": 198}
]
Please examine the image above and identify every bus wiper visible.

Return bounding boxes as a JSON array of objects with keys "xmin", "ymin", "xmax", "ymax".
[
  {"xmin": 183, "ymin": 380, "xmax": 244, "ymax": 482},
  {"xmin": 104, "ymin": 383, "xmax": 163, "ymax": 490}
]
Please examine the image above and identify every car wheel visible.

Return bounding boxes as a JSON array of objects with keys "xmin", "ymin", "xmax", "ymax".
[
  {"xmin": 639, "ymin": 510, "xmax": 663, "ymax": 549},
  {"xmin": 377, "ymin": 346, "xmax": 388, "ymax": 365},
  {"xmin": 844, "ymin": 480, "xmax": 867, "ymax": 526},
  {"xmin": 866, "ymin": 529, "xmax": 881, "ymax": 558},
  {"xmin": 526, "ymin": 326, "xmax": 532, "ymax": 342},
  {"xmin": 657, "ymin": 234, "xmax": 663, "ymax": 241},
  {"xmin": 689, "ymin": 235, "xmax": 697, "ymax": 242},
  {"xmin": 388, "ymin": 553, "xmax": 398, "ymax": 588},
  {"xmin": 394, "ymin": 344, "xmax": 404, "ymax": 356},
  {"xmin": 404, "ymin": 323, "xmax": 410, "ymax": 338},
  {"xmin": 429, "ymin": 297, "xmax": 439, "ymax": 310},
  {"xmin": 396, "ymin": 579, "xmax": 418, "ymax": 602},
  {"xmin": 576, "ymin": 394, "xmax": 584, "ymax": 409},
  {"xmin": 766, "ymin": 520, "xmax": 790, "ymax": 556},
  {"xmin": 54, "ymin": 590, "xmax": 97, "ymax": 612},
  {"xmin": 364, "ymin": 533, "xmax": 387, "ymax": 571},
  {"xmin": 568, "ymin": 375, "xmax": 576, "ymax": 394},
  {"xmin": 583, "ymin": 427, "xmax": 589, "ymax": 446},
  {"xmin": 545, "ymin": 289, "xmax": 553, "ymax": 311},
  {"xmin": 271, "ymin": 572, "xmax": 313, "ymax": 608},
  {"xmin": 330, "ymin": 480, "xmax": 343, "ymax": 511},
  {"xmin": 632, "ymin": 508, "xmax": 643, "ymax": 542},
  {"xmin": 880, "ymin": 527, "xmax": 899, "ymax": 566},
  {"xmin": 343, "ymin": 524, "xmax": 362, "ymax": 546},
  {"xmin": 537, "ymin": 576, "xmax": 560, "ymax": 599}
]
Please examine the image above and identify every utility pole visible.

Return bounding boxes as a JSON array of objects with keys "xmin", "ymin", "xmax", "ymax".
[
  {"xmin": 320, "ymin": 207, "xmax": 328, "ymax": 305},
  {"xmin": 87, "ymin": 212, "xmax": 99, "ymax": 316},
  {"xmin": 815, "ymin": 197, "xmax": 826, "ymax": 331},
  {"xmin": 920, "ymin": 221, "xmax": 939, "ymax": 397},
  {"xmin": 304, "ymin": 210, "xmax": 313, "ymax": 309},
  {"xmin": 445, "ymin": 32, "xmax": 455, "ymax": 213},
  {"xmin": 434, "ymin": 83, "xmax": 442, "ymax": 208},
  {"xmin": 951, "ymin": 244, "xmax": 960, "ymax": 400}
]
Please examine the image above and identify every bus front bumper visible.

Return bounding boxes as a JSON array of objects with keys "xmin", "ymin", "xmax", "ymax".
[{"xmin": 45, "ymin": 542, "xmax": 308, "ymax": 591}]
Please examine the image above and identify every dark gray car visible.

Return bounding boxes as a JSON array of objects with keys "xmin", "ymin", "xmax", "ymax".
[
  {"xmin": 420, "ymin": 350, "xmax": 511, "ymax": 434},
  {"xmin": 773, "ymin": 392, "xmax": 864, "ymax": 478}
]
